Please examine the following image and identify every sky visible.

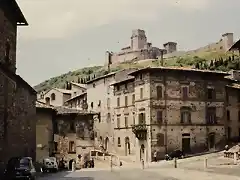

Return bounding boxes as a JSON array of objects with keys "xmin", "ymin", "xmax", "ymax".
[{"xmin": 16, "ymin": 0, "xmax": 240, "ymax": 86}]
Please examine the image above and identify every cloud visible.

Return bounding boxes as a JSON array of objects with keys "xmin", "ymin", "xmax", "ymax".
[{"xmin": 17, "ymin": 0, "xmax": 210, "ymax": 40}]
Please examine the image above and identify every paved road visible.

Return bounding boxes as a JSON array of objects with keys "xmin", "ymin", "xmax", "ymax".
[
  {"xmin": 37, "ymin": 151, "xmax": 240, "ymax": 180},
  {"xmin": 37, "ymin": 169, "xmax": 179, "ymax": 180}
]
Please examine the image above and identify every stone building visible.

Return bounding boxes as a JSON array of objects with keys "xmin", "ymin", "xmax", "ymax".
[
  {"xmin": 36, "ymin": 101, "xmax": 55, "ymax": 163},
  {"xmin": 105, "ymin": 29, "xmax": 176, "ymax": 65},
  {"xmin": 0, "ymin": 0, "xmax": 36, "ymax": 174},
  {"xmin": 53, "ymin": 106, "xmax": 96, "ymax": 168},
  {"xmin": 86, "ymin": 69, "xmax": 136, "ymax": 153},
  {"xmin": 64, "ymin": 92, "xmax": 87, "ymax": 110},
  {"xmin": 225, "ymin": 70, "xmax": 240, "ymax": 139},
  {"xmin": 38, "ymin": 82, "xmax": 86, "ymax": 107},
  {"xmin": 111, "ymin": 67, "xmax": 229, "ymax": 163}
]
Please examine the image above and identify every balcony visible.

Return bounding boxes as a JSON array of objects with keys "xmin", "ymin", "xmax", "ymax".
[{"xmin": 132, "ymin": 124, "xmax": 147, "ymax": 140}]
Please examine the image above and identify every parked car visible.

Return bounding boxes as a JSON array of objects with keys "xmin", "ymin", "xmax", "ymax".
[
  {"xmin": 165, "ymin": 150, "xmax": 185, "ymax": 161},
  {"xmin": 42, "ymin": 157, "xmax": 58, "ymax": 173},
  {"xmin": 4, "ymin": 157, "xmax": 37, "ymax": 180}
]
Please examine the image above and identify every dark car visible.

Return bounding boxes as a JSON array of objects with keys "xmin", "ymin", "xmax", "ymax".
[
  {"xmin": 4, "ymin": 157, "xmax": 37, "ymax": 180},
  {"xmin": 165, "ymin": 150, "xmax": 184, "ymax": 161}
]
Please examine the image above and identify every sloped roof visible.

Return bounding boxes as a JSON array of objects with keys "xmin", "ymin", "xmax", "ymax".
[
  {"xmin": 65, "ymin": 92, "xmax": 87, "ymax": 103},
  {"xmin": 36, "ymin": 100, "xmax": 54, "ymax": 109},
  {"xmin": 71, "ymin": 82, "xmax": 87, "ymax": 89},
  {"xmin": 54, "ymin": 106, "xmax": 97, "ymax": 115},
  {"xmin": 54, "ymin": 88, "xmax": 73, "ymax": 94}
]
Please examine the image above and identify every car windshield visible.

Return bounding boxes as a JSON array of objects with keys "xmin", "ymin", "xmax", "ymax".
[{"xmin": 19, "ymin": 158, "xmax": 30, "ymax": 167}]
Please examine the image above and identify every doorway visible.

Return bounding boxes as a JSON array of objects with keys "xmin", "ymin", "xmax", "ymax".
[
  {"xmin": 105, "ymin": 137, "xmax": 109, "ymax": 151},
  {"xmin": 182, "ymin": 133, "xmax": 190, "ymax": 154},
  {"xmin": 208, "ymin": 133, "xmax": 215, "ymax": 149},
  {"xmin": 69, "ymin": 159, "xmax": 74, "ymax": 170},
  {"xmin": 140, "ymin": 144, "xmax": 145, "ymax": 161},
  {"xmin": 125, "ymin": 137, "xmax": 130, "ymax": 156}
]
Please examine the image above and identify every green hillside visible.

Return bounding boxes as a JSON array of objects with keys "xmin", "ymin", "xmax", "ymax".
[{"xmin": 34, "ymin": 51, "xmax": 240, "ymax": 93}]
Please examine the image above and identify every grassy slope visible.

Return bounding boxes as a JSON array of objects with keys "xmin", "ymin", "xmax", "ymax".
[{"xmin": 34, "ymin": 50, "xmax": 238, "ymax": 93}]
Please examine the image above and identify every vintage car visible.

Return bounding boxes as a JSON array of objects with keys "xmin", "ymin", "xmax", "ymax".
[{"xmin": 4, "ymin": 157, "xmax": 37, "ymax": 180}]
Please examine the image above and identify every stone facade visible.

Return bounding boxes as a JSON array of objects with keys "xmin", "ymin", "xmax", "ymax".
[
  {"xmin": 86, "ymin": 69, "xmax": 136, "ymax": 154},
  {"xmin": 64, "ymin": 92, "xmax": 87, "ymax": 110},
  {"xmin": 53, "ymin": 107, "xmax": 95, "ymax": 167},
  {"xmin": 0, "ymin": 1, "xmax": 36, "ymax": 175},
  {"xmin": 112, "ymin": 67, "xmax": 229, "ymax": 162},
  {"xmin": 38, "ymin": 82, "xmax": 86, "ymax": 107},
  {"xmin": 36, "ymin": 101, "xmax": 55, "ymax": 163},
  {"xmin": 105, "ymin": 29, "xmax": 174, "ymax": 65},
  {"xmin": 225, "ymin": 71, "xmax": 240, "ymax": 139}
]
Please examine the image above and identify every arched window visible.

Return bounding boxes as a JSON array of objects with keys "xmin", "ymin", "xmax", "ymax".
[
  {"xmin": 51, "ymin": 93, "xmax": 56, "ymax": 100},
  {"xmin": 45, "ymin": 97, "xmax": 50, "ymax": 105}
]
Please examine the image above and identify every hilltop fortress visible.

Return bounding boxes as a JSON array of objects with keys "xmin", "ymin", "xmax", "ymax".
[{"xmin": 105, "ymin": 29, "xmax": 234, "ymax": 65}]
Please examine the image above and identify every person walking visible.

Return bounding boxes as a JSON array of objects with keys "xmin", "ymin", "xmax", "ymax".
[{"xmin": 153, "ymin": 151, "xmax": 157, "ymax": 162}]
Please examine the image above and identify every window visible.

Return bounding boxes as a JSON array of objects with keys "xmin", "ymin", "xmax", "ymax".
[
  {"xmin": 70, "ymin": 122, "xmax": 75, "ymax": 133},
  {"xmin": 206, "ymin": 107, "xmax": 216, "ymax": 124},
  {"xmin": 117, "ymin": 97, "xmax": 120, "ymax": 107},
  {"xmin": 69, "ymin": 141, "xmax": 76, "ymax": 152},
  {"xmin": 51, "ymin": 93, "xmax": 55, "ymax": 101},
  {"xmin": 91, "ymin": 102, "xmax": 93, "ymax": 108},
  {"xmin": 138, "ymin": 113, "xmax": 146, "ymax": 124},
  {"xmin": 74, "ymin": 92, "xmax": 77, "ymax": 96},
  {"xmin": 116, "ymin": 85, "xmax": 120, "ymax": 91},
  {"xmin": 93, "ymin": 83, "xmax": 96, "ymax": 88},
  {"xmin": 107, "ymin": 113, "xmax": 111, "ymax": 123},
  {"xmin": 132, "ymin": 94, "xmax": 135, "ymax": 104},
  {"xmin": 180, "ymin": 111, "xmax": 191, "ymax": 123},
  {"xmin": 107, "ymin": 98, "xmax": 110, "ymax": 108},
  {"xmin": 156, "ymin": 86, "xmax": 163, "ymax": 99},
  {"xmin": 140, "ymin": 88, "xmax": 143, "ymax": 99},
  {"xmin": 125, "ymin": 96, "xmax": 128, "ymax": 106},
  {"xmin": 125, "ymin": 84, "xmax": 128, "ymax": 90},
  {"xmin": 182, "ymin": 87, "xmax": 188, "ymax": 99},
  {"xmin": 125, "ymin": 117, "xmax": 128, "ymax": 127},
  {"xmin": 132, "ymin": 113, "xmax": 135, "ymax": 125},
  {"xmin": 117, "ymin": 117, "xmax": 120, "ymax": 128},
  {"xmin": 227, "ymin": 110, "xmax": 230, "ymax": 121},
  {"xmin": 157, "ymin": 111, "xmax": 163, "ymax": 123},
  {"xmin": 139, "ymin": 74, "xmax": 143, "ymax": 80},
  {"xmin": 207, "ymin": 88, "xmax": 215, "ymax": 100},
  {"xmin": 98, "ymin": 100, "xmax": 101, "ymax": 107},
  {"xmin": 45, "ymin": 97, "xmax": 50, "ymax": 105},
  {"xmin": 156, "ymin": 133, "xmax": 164, "ymax": 146},
  {"xmin": 117, "ymin": 137, "xmax": 121, "ymax": 147}
]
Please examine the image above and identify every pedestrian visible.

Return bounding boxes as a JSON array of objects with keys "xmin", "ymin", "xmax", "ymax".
[
  {"xmin": 153, "ymin": 151, "xmax": 157, "ymax": 162},
  {"xmin": 91, "ymin": 158, "xmax": 94, "ymax": 168}
]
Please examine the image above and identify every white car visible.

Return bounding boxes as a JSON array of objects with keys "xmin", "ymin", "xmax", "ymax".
[{"xmin": 42, "ymin": 157, "xmax": 58, "ymax": 172}]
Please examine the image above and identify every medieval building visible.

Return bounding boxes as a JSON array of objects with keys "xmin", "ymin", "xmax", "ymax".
[{"xmin": 0, "ymin": 0, "xmax": 36, "ymax": 175}]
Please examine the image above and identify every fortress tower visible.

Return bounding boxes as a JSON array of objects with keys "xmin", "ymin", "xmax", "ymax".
[
  {"xmin": 163, "ymin": 42, "xmax": 177, "ymax": 54},
  {"xmin": 131, "ymin": 29, "xmax": 147, "ymax": 51},
  {"xmin": 222, "ymin": 33, "xmax": 234, "ymax": 51}
]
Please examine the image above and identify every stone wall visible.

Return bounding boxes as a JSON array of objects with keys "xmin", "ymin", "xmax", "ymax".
[
  {"xmin": 0, "ymin": 8, "xmax": 17, "ymax": 73},
  {"xmin": 0, "ymin": 70, "xmax": 36, "ymax": 174}
]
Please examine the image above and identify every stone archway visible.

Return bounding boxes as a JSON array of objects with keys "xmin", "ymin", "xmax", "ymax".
[
  {"xmin": 105, "ymin": 137, "xmax": 109, "ymax": 151},
  {"xmin": 140, "ymin": 144, "xmax": 145, "ymax": 161},
  {"xmin": 125, "ymin": 137, "xmax": 130, "ymax": 156},
  {"xmin": 208, "ymin": 132, "xmax": 215, "ymax": 149}
]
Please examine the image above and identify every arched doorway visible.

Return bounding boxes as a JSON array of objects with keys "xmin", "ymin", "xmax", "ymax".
[
  {"xmin": 125, "ymin": 137, "xmax": 130, "ymax": 156},
  {"xmin": 208, "ymin": 132, "xmax": 215, "ymax": 149},
  {"xmin": 105, "ymin": 137, "xmax": 109, "ymax": 151},
  {"xmin": 69, "ymin": 159, "xmax": 74, "ymax": 170},
  {"xmin": 140, "ymin": 144, "xmax": 145, "ymax": 161}
]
